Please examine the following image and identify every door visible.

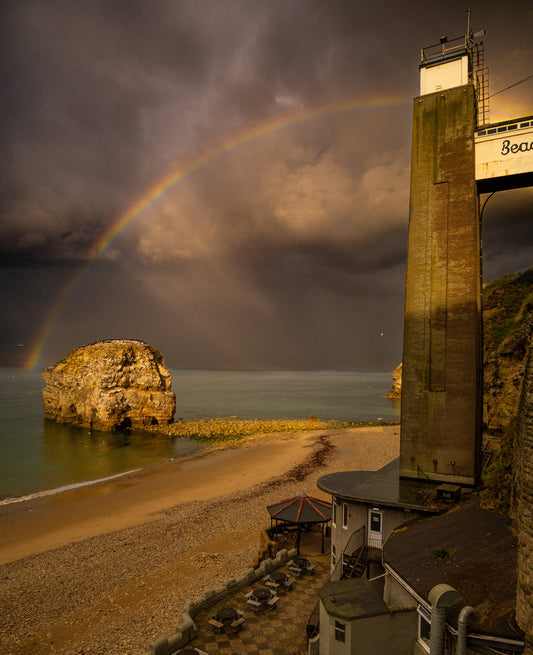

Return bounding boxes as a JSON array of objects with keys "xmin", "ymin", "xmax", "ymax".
[{"xmin": 368, "ymin": 509, "xmax": 383, "ymax": 550}]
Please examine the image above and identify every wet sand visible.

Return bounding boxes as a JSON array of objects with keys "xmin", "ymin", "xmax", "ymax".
[
  {"xmin": 0, "ymin": 430, "xmax": 323, "ymax": 565},
  {"xmin": 0, "ymin": 425, "xmax": 400, "ymax": 655}
]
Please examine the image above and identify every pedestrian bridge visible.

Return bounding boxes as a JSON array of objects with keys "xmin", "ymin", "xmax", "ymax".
[{"xmin": 475, "ymin": 115, "xmax": 533, "ymax": 192}]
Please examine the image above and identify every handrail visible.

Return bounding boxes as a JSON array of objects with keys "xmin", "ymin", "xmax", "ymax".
[{"xmin": 342, "ymin": 525, "xmax": 366, "ymax": 559}]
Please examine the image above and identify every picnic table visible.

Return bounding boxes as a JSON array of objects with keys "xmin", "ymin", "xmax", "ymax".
[
  {"xmin": 289, "ymin": 557, "xmax": 316, "ymax": 576},
  {"xmin": 208, "ymin": 606, "xmax": 245, "ymax": 633},
  {"xmin": 246, "ymin": 587, "xmax": 279, "ymax": 611},
  {"xmin": 265, "ymin": 570, "xmax": 295, "ymax": 591}
]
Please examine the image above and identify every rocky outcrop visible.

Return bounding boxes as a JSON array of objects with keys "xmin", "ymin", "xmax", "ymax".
[
  {"xmin": 483, "ymin": 269, "xmax": 533, "ymax": 437},
  {"xmin": 479, "ymin": 270, "xmax": 533, "ymax": 651},
  {"xmin": 42, "ymin": 340, "xmax": 176, "ymax": 431},
  {"xmin": 514, "ymin": 343, "xmax": 533, "ymax": 652},
  {"xmin": 385, "ymin": 363, "xmax": 402, "ymax": 399}
]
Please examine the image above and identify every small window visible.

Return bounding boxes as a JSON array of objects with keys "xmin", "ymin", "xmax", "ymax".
[
  {"xmin": 332, "ymin": 500, "xmax": 337, "ymax": 527},
  {"xmin": 417, "ymin": 605, "xmax": 431, "ymax": 652},
  {"xmin": 334, "ymin": 620, "xmax": 346, "ymax": 643},
  {"xmin": 342, "ymin": 503, "xmax": 349, "ymax": 528},
  {"xmin": 497, "ymin": 126, "xmax": 507, "ymax": 132},
  {"xmin": 508, "ymin": 124, "xmax": 517, "ymax": 130},
  {"xmin": 520, "ymin": 122, "xmax": 530, "ymax": 128},
  {"xmin": 332, "ymin": 544, "xmax": 336, "ymax": 567}
]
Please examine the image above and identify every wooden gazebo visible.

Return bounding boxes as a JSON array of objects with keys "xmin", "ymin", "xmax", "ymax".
[{"xmin": 267, "ymin": 492, "xmax": 332, "ymax": 554}]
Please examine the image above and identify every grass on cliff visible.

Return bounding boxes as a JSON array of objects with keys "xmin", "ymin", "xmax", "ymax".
[
  {"xmin": 483, "ymin": 268, "xmax": 533, "ymax": 353},
  {"xmin": 146, "ymin": 417, "xmax": 390, "ymax": 447},
  {"xmin": 481, "ymin": 267, "xmax": 533, "ymax": 513}
]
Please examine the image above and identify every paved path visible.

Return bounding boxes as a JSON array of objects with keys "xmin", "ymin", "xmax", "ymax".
[{"xmin": 189, "ymin": 555, "xmax": 330, "ymax": 655}]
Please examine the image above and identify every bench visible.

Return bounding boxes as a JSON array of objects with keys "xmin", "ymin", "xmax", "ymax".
[
  {"xmin": 208, "ymin": 618, "xmax": 224, "ymax": 634},
  {"xmin": 283, "ymin": 576, "xmax": 295, "ymax": 590},
  {"xmin": 267, "ymin": 595, "xmax": 279, "ymax": 610},
  {"xmin": 230, "ymin": 617, "xmax": 245, "ymax": 632}
]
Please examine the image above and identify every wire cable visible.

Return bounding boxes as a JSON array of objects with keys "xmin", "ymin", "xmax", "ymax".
[{"xmin": 489, "ymin": 72, "xmax": 533, "ymax": 98}]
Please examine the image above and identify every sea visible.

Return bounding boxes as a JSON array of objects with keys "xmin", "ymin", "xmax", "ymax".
[{"xmin": 0, "ymin": 368, "xmax": 399, "ymax": 503}]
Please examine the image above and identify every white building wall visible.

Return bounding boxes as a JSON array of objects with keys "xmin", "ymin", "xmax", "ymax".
[
  {"xmin": 475, "ymin": 121, "xmax": 533, "ymax": 181},
  {"xmin": 420, "ymin": 56, "xmax": 468, "ymax": 95},
  {"xmin": 329, "ymin": 496, "xmax": 416, "ymax": 574}
]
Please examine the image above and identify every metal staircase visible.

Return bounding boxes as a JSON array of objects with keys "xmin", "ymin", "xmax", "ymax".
[{"xmin": 342, "ymin": 545, "xmax": 368, "ymax": 579}]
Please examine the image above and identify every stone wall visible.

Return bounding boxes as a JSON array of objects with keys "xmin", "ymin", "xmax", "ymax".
[{"xmin": 145, "ymin": 548, "xmax": 297, "ymax": 655}]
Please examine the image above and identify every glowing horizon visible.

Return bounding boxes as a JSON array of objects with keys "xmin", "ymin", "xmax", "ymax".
[{"xmin": 26, "ymin": 92, "xmax": 409, "ymax": 370}]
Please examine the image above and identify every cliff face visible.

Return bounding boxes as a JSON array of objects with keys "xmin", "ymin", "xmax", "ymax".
[
  {"xmin": 480, "ymin": 270, "xmax": 533, "ymax": 650},
  {"xmin": 483, "ymin": 269, "xmax": 533, "ymax": 437},
  {"xmin": 42, "ymin": 340, "xmax": 176, "ymax": 431},
  {"xmin": 514, "ymin": 344, "xmax": 533, "ymax": 651},
  {"xmin": 385, "ymin": 363, "xmax": 402, "ymax": 399}
]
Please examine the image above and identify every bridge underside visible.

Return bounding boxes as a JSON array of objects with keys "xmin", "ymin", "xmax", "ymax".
[{"xmin": 477, "ymin": 170, "xmax": 533, "ymax": 194}]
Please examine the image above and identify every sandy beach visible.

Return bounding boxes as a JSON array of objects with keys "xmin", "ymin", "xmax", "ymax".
[{"xmin": 0, "ymin": 425, "xmax": 399, "ymax": 655}]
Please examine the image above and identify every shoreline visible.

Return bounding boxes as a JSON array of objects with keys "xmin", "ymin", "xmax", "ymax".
[
  {"xmin": 0, "ymin": 425, "xmax": 400, "ymax": 655},
  {"xmin": 0, "ymin": 468, "xmax": 144, "ymax": 507},
  {"xmin": 0, "ymin": 429, "xmax": 333, "ymax": 565}
]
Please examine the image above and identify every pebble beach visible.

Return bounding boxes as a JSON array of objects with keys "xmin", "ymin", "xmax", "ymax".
[{"xmin": 0, "ymin": 426, "xmax": 399, "ymax": 655}]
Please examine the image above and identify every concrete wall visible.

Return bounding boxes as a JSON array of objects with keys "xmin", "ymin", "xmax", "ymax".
[
  {"xmin": 400, "ymin": 83, "xmax": 482, "ymax": 486},
  {"xmin": 383, "ymin": 573, "xmax": 417, "ymax": 610},
  {"xmin": 319, "ymin": 604, "xmax": 418, "ymax": 655}
]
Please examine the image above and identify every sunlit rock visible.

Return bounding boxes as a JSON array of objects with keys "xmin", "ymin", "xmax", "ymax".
[
  {"xmin": 42, "ymin": 339, "xmax": 176, "ymax": 431},
  {"xmin": 385, "ymin": 363, "xmax": 402, "ymax": 399}
]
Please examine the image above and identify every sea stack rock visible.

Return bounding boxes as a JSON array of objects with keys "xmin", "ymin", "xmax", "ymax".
[
  {"xmin": 385, "ymin": 363, "xmax": 402, "ymax": 399},
  {"xmin": 42, "ymin": 339, "xmax": 176, "ymax": 431}
]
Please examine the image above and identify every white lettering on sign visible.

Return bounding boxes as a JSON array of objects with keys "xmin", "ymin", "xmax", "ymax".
[{"xmin": 501, "ymin": 139, "xmax": 533, "ymax": 156}]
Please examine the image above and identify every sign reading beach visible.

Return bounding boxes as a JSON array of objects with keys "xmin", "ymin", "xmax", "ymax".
[{"xmin": 475, "ymin": 116, "xmax": 533, "ymax": 190}]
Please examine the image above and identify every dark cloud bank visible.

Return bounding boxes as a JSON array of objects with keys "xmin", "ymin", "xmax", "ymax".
[{"xmin": 1, "ymin": 0, "xmax": 532, "ymax": 369}]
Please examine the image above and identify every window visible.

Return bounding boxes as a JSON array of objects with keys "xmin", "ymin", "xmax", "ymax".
[
  {"xmin": 417, "ymin": 605, "xmax": 431, "ymax": 652},
  {"xmin": 342, "ymin": 502, "xmax": 349, "ymax": 528},
  {"xmin": 332, "ymin": 499, "xmax": 337, "ymax": 527},
  {"xmin": 332, "ymin": 544, "xmax": 336, "ymax": 567},
  {"xmin": 370, "ymin": 511, "xmax": 382, "ymax": 534},
  {"xmin": 334, "ymin": 620, "xmax": 346, "ymax": 643}
]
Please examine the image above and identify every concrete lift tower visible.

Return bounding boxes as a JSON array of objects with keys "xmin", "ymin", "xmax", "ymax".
[{"xmin": 400, "ymin": 22, "xmax": 533, "ymax": 486}]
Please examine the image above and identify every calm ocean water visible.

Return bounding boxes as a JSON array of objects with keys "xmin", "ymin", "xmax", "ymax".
[{"xmin": 0, "ymin": 368, "xmax": 399, "ymax": 502}]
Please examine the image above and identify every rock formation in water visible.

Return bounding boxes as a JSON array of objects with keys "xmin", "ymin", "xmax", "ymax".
[
  {"xmin": 385, "ymin": 363, "xmax": 402, "ymax": 399},
  {"xmin": 42, "ymin": 339, "xmax": 176, "ymax": 431}
]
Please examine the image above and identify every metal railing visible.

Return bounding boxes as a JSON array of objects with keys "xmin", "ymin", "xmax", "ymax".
[{"xmin": 420, "ymin": 35, "xmax": 469, "ymax": 66}]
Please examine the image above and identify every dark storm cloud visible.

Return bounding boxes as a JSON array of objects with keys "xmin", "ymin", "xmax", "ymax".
[{"xmin": 1, "ymin": 0, "xmax": 532, "ymax": 368}]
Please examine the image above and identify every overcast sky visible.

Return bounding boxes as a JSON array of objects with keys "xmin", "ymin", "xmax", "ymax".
[{"xmin": 1, "ymin": 0, "xmax": 532, "ymax": 370}]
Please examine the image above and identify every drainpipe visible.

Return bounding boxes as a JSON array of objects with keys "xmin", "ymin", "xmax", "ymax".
[
  {"xmin": 457, "ymin": 605, "xmax": 475, "ymax": 655},
  {"xmin": 428, "ymin": 584, "xmax": 463, "ymax": 655}
]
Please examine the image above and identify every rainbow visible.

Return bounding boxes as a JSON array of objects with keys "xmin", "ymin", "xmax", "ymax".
[{"xmin": 26, "ymin": 92, "xmax": 409, "ymax": 369}]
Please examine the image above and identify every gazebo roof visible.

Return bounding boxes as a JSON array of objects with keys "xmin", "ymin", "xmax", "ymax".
[{"xmin": 267, "ymin": 492, "xmax": 332, "ymax": 524}]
